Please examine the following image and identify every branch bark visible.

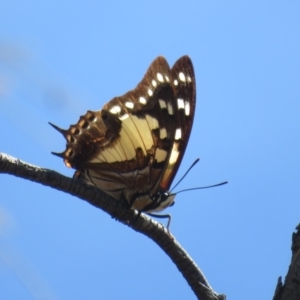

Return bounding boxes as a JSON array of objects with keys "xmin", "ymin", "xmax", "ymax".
[
  {"xmin": 273, "ymin": 225, "xmax": 300, "ymax": 300},
  {"xmin": 0, "ymin": 152, "xmax": 225, "ymax": 300}
]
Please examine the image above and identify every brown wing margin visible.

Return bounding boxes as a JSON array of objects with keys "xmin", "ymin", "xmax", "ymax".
[{"xmin": 159, "ymin": 56, "xmax": 196, "ymax": 191}]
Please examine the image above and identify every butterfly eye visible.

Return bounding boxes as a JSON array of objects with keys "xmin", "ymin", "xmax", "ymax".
[{"xmin": 162, "ymin": 193, "xmax": 169, "ymax": 200}]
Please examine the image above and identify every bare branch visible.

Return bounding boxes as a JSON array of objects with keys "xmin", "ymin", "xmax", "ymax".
[
  {"xmin": 273, "ymin": 225, "xmax": 300, "ymax": 300},
  {"xmin": 0, "ymin": 152, "xmax": 225, "ymax": 300}
]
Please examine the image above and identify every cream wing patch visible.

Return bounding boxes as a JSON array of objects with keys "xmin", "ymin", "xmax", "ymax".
[
  {"xmin": 155, "ymin": 148, "xmax": 167, "ymax": 163},
  {"xmin": 89, "ymin": 113, "xmax": 159, "ymax": 163},
  {"xmin": 122, "ymin": 115, "xmax": 155, "ymax": 154}
]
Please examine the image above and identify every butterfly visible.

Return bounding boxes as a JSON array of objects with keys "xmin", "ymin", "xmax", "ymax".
[{"xmin": 50, "ymin": 56, "xmax": 196, "ymax": 223}]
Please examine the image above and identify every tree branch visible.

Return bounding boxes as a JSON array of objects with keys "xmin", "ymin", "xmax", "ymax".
[
  {"xmin": 0, "ymin": 152, "xmax": 225, "ymax": 300},
  {"xmin": 273, "ymin": 224, "xmax": 300, "ymax": 300}
]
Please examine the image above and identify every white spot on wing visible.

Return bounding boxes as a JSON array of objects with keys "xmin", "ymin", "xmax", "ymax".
[
  {"xmin": 119, "ymin": 114, "xmax": 129, "ymax": 120},
  {"xmin": 179, "ymin": 72, "xmax": 186, "ymax": 82},
  {"xmin": 177, "ymin": 98, "xmax": 184, "ymax": 109},
  {"xmin": 152, "ymin": 79, "xmax": 157, "ymax": 87},
  {"xmin": 110, "ymin": 105, "xmax": 121, "ymax": 114},
  {"xmin": 157, "ymin": 73, "xmax": 164, "ymax": 82},
  {"xmin": 159, "ymin": 99, "xmax": 167, "ymax": 109},
  {"xmin": 155, "ymin": 148, "xmax": 167, "ymax": 163},
  {"xmin": 169, "ymin": 144, "xmax": 179, "ymax": 164},
  {"xmin": 125, "ymin": 101, "xmax": 134, "ymax": 109},
  {"xmin": 174, "ymin": 79, "xmax": 178, "ymax": 86},
  {"xmin": 187, "ymin": 75, "xmax": 192, "ymax": 82},
  {"xmin": 160, "ymin": 128, "xmax": 167, "ymax": 139},
  {"xmin": 165, "ymin": 75, "xmax": 170, "ymax": 82},
  {"xmin": 167, "ymin": 103, "xmax": 173, "ymax": 115},
  {"xmin": 148, "ymin": 89, "xmax": 153, "ymax": 96},
  {"xmin": 175, "ymin": 128, "xmax": 182, "ymax": 140},
  {"xmin": 184, "ymin": 101, "xmax": 190, "ymax": 116},
  {"xmin": 139, "ymin": 96, "xmax": 147, "ymax": 104},
  {"xmin": 160, "ymin": 141, "xmax": 180, "ymax": 186}
]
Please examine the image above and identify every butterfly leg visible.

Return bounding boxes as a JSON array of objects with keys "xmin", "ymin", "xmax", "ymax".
[{"xmin": 146, "ymin": 213, "xmax": 172, "ymax": 232}]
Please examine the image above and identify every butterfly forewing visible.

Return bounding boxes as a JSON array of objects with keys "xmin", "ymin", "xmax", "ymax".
[{"xmin": 51, "ymin": 56, "xmax": 195, "ymax": 213}]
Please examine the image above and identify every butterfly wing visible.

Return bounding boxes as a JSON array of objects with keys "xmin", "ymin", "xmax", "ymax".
[
  {"xmin": 51, "ymin": 56, "xmax": 195, "ymax": 211},
  {"xmin": 159, "ymin": 56, "xmax": 196, "ymax": 191}
]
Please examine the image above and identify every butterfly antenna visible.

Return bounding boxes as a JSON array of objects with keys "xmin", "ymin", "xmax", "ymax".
[
  {"xmin": 170, "ymin": 158, "xmax": 200, "ymax": 193},
  {"xmin": 176, "ymin": 181, "xmax": 228, "ymax": 194}
]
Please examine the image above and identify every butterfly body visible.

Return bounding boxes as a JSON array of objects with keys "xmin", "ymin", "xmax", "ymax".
[{"xmin": 51, "ymin": 56, "xmax": 196, "ymax": 214}]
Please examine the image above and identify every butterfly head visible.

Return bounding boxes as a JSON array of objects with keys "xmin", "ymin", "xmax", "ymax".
[{"xmin": 153, "ymin": 191, "xmax": 176, "ymax": 212}]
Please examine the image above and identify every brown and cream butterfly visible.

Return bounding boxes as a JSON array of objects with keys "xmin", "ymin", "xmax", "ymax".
[{"xmin": 50, "ymin": 56, "xmax": 196, "ymax": 220}]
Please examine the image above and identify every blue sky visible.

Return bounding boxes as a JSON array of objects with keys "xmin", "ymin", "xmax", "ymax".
[{"xmin": 1, "ymin": 1, "xmax": 300, "ymax": 299}]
